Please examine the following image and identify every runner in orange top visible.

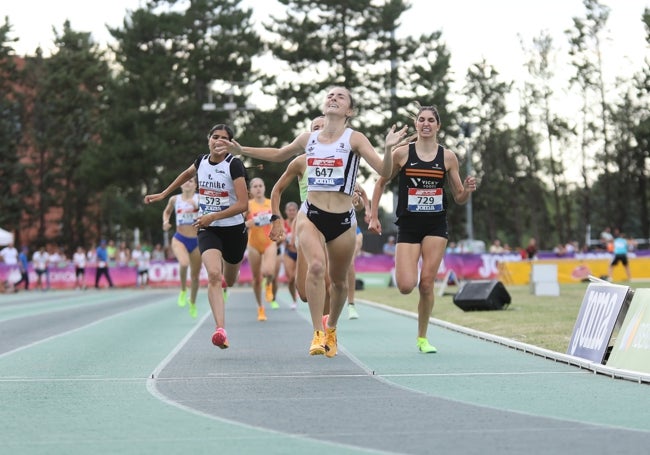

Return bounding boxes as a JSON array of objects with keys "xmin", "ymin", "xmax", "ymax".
[{"xmin": 245, "ymin": 177, "xmax": 278, "ymax": 320}]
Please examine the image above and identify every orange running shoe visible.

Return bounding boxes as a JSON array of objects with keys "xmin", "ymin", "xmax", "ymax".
[
  {"xmin": 257, "ymin": 306, "xmax": 267, "ymax": 321},
  {"xmin": 309, "ymin": 330, "xmax": 326, "ymax": 356},
  {"xmin": 325, "ymin": 327, "xmax": 337, "ymax": 358}
]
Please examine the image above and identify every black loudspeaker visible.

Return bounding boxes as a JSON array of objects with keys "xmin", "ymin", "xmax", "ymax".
[{"xmin": 453, "ymin": 280, "xmax": 511, "ymax": 311}]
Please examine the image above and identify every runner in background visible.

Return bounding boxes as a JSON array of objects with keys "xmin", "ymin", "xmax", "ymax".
[
  {"xmin": 162, "ymin": 176, "xmax": 201, "ymax": 318},
  {"xmin": 346, "ymin": 182, "xmax": 370, "ymax": 319},
  {"xmin": 245, "ymin": 177, "xmax": 278, "ymax": 320},
  {"xmin": 282, "ymin": 201, "xmax": 299, "ymax": 309}
]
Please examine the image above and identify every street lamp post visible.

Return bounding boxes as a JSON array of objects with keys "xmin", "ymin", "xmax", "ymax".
[
  {"xmin": 202, "ymin": 81, "xmax": 257, "ymax": 121},
  {"xmin": 460, "ymin": 121, "xmax": 475, "ymax": 242}
]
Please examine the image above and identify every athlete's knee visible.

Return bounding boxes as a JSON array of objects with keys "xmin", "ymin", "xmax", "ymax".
[
  {"xmin": 397, "ymin": 279, "xmax": 417, "ymax": 295},
  {"xmin": 307, "ymin": 259, "xmax": 326, "ymax": 280},
  {"xmin": 418, "ymin": 278, "xmax": 435, "ymax": 296},
  {"xmin": 206, "ymin": 269, "xmax": 223, "ymax": 286}
]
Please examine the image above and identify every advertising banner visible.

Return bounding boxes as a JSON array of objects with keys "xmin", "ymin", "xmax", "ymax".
[
  {"xmin": 567, "ymin": 283, "xmax": 632, "ymax": 363},
  {"xmin": 607, "ymin": 289, "xmax": 650, "ymax": 373},
  {"xmin": 2, "ymin": 251, "xmax": 650, "ymax": 290}
]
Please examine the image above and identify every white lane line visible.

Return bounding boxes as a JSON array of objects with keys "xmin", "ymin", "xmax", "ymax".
[
  {"xmin": 0, "ymin": 369, "xmax": 587, "ymax": 383},
  {"xmin": 0, "ymin": 299, "xmax": 161, "ymax": 360},
  {"xmin": 145, "ymin": 296, "xmax": 392, "ymax": 454}
]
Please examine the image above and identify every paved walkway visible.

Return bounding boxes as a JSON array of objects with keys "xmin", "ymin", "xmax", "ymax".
[{"xmin": 1, "ymin": 288, "xmax": 649, "ymax": 454}]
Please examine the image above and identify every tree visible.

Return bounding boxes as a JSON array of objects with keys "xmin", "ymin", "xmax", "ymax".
[
  {"xmin": 101, "ymin": 0, "xmax": 261, "ymax": 245},
  {"xmin": 566, "ymin": 0, "xmax": 612, "ymax": 224},
  {"xmin": 256, "ymin": 0, "xmax": 453, "ymax": 214},
  {"xmin": 20, "ymin": 21, "xmax": 110, "ymax": 252},
  {"xmin": 521, "ymin": 31, "xmax": 575, "ymax": 245},
  {"xmin": 0, "ymin": 18, "xmax": 28, "ymax": 239}
]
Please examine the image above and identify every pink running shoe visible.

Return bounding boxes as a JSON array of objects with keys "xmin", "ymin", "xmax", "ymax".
[{"xmin": 212, "ymin": 327, "xmax": 229, "ymax": 349}]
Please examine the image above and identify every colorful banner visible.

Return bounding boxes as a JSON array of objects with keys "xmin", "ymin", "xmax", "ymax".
[
  {"xmin": 0, "ymin": 257, "xmax": 400, "ymax": 290},
  {"xmin": 2, "ymin": 251, "xmax": 650, "ymax": 290},
  {"xmin": 490, "ymin": 257, "xmax": 650, "ymax": 285},
  {"xmin": 607, "ymin": 289, "xmax": 650, "ymax": 373},
  {"xmin": 567, "ymin": 283, "xmax": 632, "ymax": 364}
]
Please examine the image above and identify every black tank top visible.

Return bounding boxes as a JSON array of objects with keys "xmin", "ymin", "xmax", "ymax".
[{"xmin": 396, "ymin": 143, "xmax": 447, "ymax": 219}]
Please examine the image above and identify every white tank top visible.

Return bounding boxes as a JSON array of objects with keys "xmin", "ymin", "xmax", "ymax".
[
  {"xmin": 174, "ymin": 194, "xmax": 199, "ymax": 226},
  {"xmin": 195, "ymin": 154, "xmax": 245, "ymax": 227},
  {"xmin": 305, "ymin": 128, "xmax": 359, "ymax": 196}
]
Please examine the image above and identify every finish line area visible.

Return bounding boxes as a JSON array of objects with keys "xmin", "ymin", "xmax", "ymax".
[{"xmin": 1, "ymin": 288, "xmax": 649, "ymax": 454}]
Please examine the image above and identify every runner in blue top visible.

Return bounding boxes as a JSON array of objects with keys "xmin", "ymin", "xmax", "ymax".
[{"xmin": 607, "ymin": 228, "xmax": 632, "ymax": 281}]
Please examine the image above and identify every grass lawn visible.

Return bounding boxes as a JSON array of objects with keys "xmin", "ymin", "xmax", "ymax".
[{"xmin": 356, "ymin": 279, "xmax": 650, "ymax": 354}]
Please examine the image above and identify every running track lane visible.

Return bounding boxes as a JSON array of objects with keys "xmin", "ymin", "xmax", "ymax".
[{"xmin": 1, "ymin": 288, "xmax": 649, "ymax": 454}]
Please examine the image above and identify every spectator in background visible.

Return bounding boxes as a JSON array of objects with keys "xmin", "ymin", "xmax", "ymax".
[
  {"xmin": 86, "ymin": 242, "xmax": 97, "ymax": 264},
  {"xmin": 106, "ymin": 240, "xmax": 117, "ymax": 261},
  {"xmin": 116, "ymin": 241, "xmax": 131, "ymax": 267},
  {"xmin": 33, "ymin": 246, "xmax": 50, "ymax": 291},
  {"xmin": 489, "ymin": 239, "xmax": 505, "ymax": 254},
  {"xmin": 600, "ymin": 227, "xmax": 614, "ymax": 252},
  {"xmin": 525, "ymin": 237, "xmax": 538, "ymax": 260},
  {"xmin": 445, "ymin": 241, "xmax": 458, "ymax": 254},
  {"xmin": 47, "ymin": 246, "xmax": 65, "ymax": 290},
  {"xmin": 382, "ymin": 235, "xmax": 396, "ymax": 257},
  {"xmin": 553, "ymin": 243, "xmax": 567, "ymax": 257},
  {"xmin": 152, "ymin": 243, "xmax": 166, "ymax": 261},
  {"xmin": 73, "ymin": 246, "xmax": 87, "ymax": 290},
  {"xmin": 13, "ymin": 246, "xmax": 29, "ymax": 291},
  {"xmin": 95, "ymin": 240, "xmax": 114, "ymax": 289},
  {"xmin": 0, "ymin": 241, "xmax": 18, "ymax": 265},
  {"xmin": 565, "ymin": 241, "xmax": 577, "ymax": 255},
  {"xmin": 132, "ymin": 243, "xmax": 151, "ymax": 288}
]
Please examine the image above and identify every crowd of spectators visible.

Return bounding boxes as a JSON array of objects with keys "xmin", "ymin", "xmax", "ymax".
[{"xmin": 1, "ymin": 240, "xmax": 173, "ymax": 292}]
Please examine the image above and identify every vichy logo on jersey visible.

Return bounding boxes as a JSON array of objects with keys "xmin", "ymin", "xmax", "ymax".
[{"xmin": 409, "ymin": 177, "xmax": 439, "ymax": 189}]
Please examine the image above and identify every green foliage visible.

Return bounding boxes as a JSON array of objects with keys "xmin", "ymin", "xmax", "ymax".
[
  {"xmin": 2, "ymin": 0, "xmax": 649, "ymax": 253},
  {"xmin": 19, "ymin": 22, "xmax": 110, "ymax": 251},
  {"xmin": 0, "ymin": 18, "xmax": 28, "ymax": 236},
  {"xmin": 102, "ymin": 0, "xmax": 262, "ymax": 245}
]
